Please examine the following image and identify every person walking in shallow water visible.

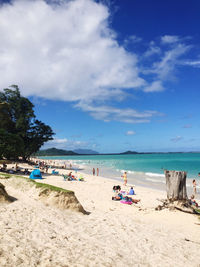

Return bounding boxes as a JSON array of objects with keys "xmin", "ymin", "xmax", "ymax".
[
  {"xmin": 97, "ymin": 168, "xmax": 99, "ymax": 176},
  {"xmin": 122, "ymin": 171, "xmax": 127, "ymax": 186}
]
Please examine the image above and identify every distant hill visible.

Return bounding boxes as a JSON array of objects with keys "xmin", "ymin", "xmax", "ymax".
[
  {"xmin": 120, "ymin": 151, "xmax": 138, "ymax": 155},
  {"xmin": 34, "ymin": 148, "xmax": 78, "ymax": 156},
  {"xmin": 74, "ymin": 149, "xmax": 99, "ymax": 155}
]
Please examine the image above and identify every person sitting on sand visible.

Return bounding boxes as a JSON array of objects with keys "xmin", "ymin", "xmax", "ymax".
[
  {"xmin": 8, "ymin": 167, "xmax": 15, "ymax": 174},
  {"xmin": 112, "ymin": 191, "xmax": 122, "ymax": 201},
  {"xmin": 113, "ymin": 185, "xmax": 121, "ymax": 192},
  {"xmin": 3, "ymin": 163, "xmax": 7, "ymax": 171},
  {"xmin": 23, "ymin": 169, "xmax": 30, "ymax": 175},
  {"xmin": 68, "ymin": 171, "xmax": 77, "ymax": 181},
  {"xmin": 189, "ymin": 195, "xmax": 199, "ymax": 207},
  {"xmin": 128, "ymin": 187, "xmax": 135, "ymax": 195}
]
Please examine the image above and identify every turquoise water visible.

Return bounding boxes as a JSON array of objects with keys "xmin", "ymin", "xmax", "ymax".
[{"xmin": 40, "ymin": 153, "xmax": 200, "ymax": 179}]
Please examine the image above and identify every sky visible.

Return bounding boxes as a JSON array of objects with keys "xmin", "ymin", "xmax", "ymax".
[{"xmin": 0, "ymin": 0, "xmax": 200, "ymax": 153}]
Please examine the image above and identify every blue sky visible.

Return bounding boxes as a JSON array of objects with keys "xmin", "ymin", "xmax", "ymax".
[{"xmin": 0, "ymin": 0, "xmax": 200, "ymax": 153}]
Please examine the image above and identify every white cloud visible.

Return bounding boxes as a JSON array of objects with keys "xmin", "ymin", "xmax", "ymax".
[
  {"xmin": 161, "ymin": 35, "xmax": 180, "ymax": 44},
  {"xmin": 0, "ymin": 0, "xmax": 144, "ymax": 103},
  {"xmin": 182, "ymin": 60, "xmax": 200, "ymax": 68},
  {"xmin": 43, "ymin": 137, "xmax": 90, "ymax": 150},
  {"xmin": 51, "ymin": 138, "xmax": 68, "ymax": 144},
  {"xmin": 126, "ymin": 130, "xmax": 135, "ymax": 136},
  {"xmin": 124, "ymin": 35, "xmax": 142, "ymax": 45},
  {"xmin": 143, "ymin": 80, "xmax": 164, "ymax": 93},
  {"xmin": 150, "ymin": 43, "xmax": 191, "ymax": 80},
  {"xmin": 0, "ymin": 1, "xmax": 198, "ymax": 124},
  {"xmin": 144, "ymin": 41, "xmax": 161, "ymax": 57},
  {"xmin": 170, "ymin": 136, "xmax": 183, "ymax": 142},
  {"xmin": 76, "ymin": 102, "xmax": 162, "ymax": 123}
]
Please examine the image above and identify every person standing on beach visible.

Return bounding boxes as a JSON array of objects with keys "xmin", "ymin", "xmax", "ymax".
[
  {"xmin": 193, "ymin": 179, "xmax": 197, "ymax": 196},
  {"xmin": 122, "ymin": 172, "xmax": 127, "ymax": 186},
  {"xmin": 92, "ymin": 168, "xmax": 95, "ymax": 176},
  {"xmin": 97, "ymin": 168, "xmax": 99, "ymax": 176}
]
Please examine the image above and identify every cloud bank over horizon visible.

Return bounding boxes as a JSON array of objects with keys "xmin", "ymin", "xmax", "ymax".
[{"xmin": 0, "ymin": 0, "xmax": 199, "ymax": 124}]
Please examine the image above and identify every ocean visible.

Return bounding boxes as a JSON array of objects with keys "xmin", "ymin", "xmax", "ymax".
[{"xmin": 40, "ymin": 153, "xmax": 200, "ymax": 192}]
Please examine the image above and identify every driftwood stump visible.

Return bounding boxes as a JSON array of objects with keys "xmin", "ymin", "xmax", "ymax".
[
  {"xmin": 164, "ymin": 170, "xmax": 187, "ymax": 202},
  {"xmin": 156, "ymin": 170, "xmax": 199, "ymax": 214}
]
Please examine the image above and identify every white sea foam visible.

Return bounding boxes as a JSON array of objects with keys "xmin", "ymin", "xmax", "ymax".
[
  {"xmin": 145, "ymin": 172, "xmax": 165, "ymax": 178},
  {"xmin": 146, "ymin": 178, "xmax": 165, "ymax": 184},
  {"xmin": 127, "ymin": 170, "xmax": 135, "ymax": 174}
]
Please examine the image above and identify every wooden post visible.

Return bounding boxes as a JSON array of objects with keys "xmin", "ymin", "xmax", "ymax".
[{"xmin": 164, "ymin": 170, "xmax": 187, "ymax": 202}]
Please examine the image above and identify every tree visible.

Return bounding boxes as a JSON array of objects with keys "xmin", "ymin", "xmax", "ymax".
[
  {"xmin": 0, "ymin": 129, "xmax": 24, "ymax": 160},
  {"xmin": 0, "ymin": 85, "xmax": 54, "ymax": 160},
  {"xmin": 0, "ymin": 102, "xmax": 15, "ymax": 131},
  {"xmin": 22, "ymin": 120, "xmax": 54, "ymax": 159}
]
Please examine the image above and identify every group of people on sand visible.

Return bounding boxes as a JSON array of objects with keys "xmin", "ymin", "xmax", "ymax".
[
  {"xmin": 0, "ymin": 163, "xmax": 30, "ymax": 175},
  {"xmin": 63, "ymin": 171, "xmax": 84, "ymax": 182},
  {"xmin": 112, "ymin": 184, "xmax": 140, "ymax": 204}
]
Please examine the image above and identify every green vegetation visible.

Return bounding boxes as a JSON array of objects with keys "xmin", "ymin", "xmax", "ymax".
[
  {"xmin": 0, "ymin": 173, "xmax": 11, "ymax": 179},
  {"xmin": 194, "ymin": 208, "xmax": 200, "ymax": 215},
  {"xmin": 0, "ymin": 85, "xmax": 54, "ymax": 160},
  {"xmin": 0, "ymin": 173, "xmax": 73, "ymax": 194},
  {"xmin": 34, "ymin": 181, "xmax": 73, "ymax": 194},
  {"xmin": 34, "ymin": 147, "xmax": 78, "ymax": 156}
]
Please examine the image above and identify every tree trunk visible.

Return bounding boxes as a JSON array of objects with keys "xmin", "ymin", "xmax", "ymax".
[{"xmin": 164, "ymin": 170, "xmax": 188, "ymax": 202}]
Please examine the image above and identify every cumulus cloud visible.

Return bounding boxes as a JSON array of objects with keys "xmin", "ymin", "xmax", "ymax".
[
  {"xmin": 0, "ymin": 0, "xmax": 144, "ymax": 102},
  {"xmin": 0, "ymin": 2, "xmax": 198, "ymax": 123},
  {"xmin": 125, "ymin": 130, "xmax": 135, "ymax": 136}
]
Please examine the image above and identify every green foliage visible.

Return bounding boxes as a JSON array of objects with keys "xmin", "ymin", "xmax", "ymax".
[
  {"xmin": 0, "ymin": 129, "xmax": 24, "ymax": 159},
  {"xmin": 0, "ymin": 85, "xmax": 54, "ymax": 160}
]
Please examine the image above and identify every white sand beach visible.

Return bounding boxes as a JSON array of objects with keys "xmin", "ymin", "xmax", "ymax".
[{"xmin": 0, "ymin": 161, "xmax": 200, "ymax": 267}]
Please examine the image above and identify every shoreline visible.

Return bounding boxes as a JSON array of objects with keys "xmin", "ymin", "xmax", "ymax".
[{"xmin": 33, "ymin": 157, "xmax": 200, "ymax": 200}]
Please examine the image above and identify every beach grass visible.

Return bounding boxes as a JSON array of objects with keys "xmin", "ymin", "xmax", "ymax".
[
  {"xmin": 0, "ymin": 173, "xmax": 13, "ymax": 179},
  {"xmin": 34, "ymin": 181, "xmax": 73, "ymax": 194},
  {"xmin": 0, "ymin": 172, "xmax": 73, "ymax": 194}
]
